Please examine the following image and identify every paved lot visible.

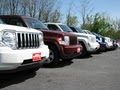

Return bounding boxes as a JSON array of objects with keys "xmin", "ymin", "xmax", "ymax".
[{"xmin": 0, "ymin": 49, "xmax": 120, "ymax": 90}]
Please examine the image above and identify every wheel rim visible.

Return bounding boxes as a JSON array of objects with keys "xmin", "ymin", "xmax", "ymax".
[{"xmin": 46, "ymin": 50, "xmax": 54, "ymax": 63}]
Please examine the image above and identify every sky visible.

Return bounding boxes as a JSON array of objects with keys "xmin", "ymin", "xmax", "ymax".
[
  {"xmin": 93, "ymin": 0, "xmax": 120, "ymax": 18},
  {"xmin": 60, "ymin": 0, "xmax": 120, "ymax": 23}
]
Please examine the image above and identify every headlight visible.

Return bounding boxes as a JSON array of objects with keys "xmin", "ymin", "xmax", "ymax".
[
  {"xmin": 64, "ymin": 36, "xmax": 70, "ymax": 45},
  {"xmin": 88, "ymin": 37, "xmax": 92, "ymax": 42},
  {"xmin": 2, "ymin": 31, "xmax": 16, "ymax": 49},
  {"xmin": 39, "ymin": 33, "xmax": 44, "ymax": 45},
  {"xmin": 97, "ymin": 37, "xmax": 102, "ymax": 43},
  {"xmin": 58, "ymin": 36, "xmax": 70, "ymax": 45},
  {"xmin": 88, "ymin": 36, "xmax": 96, "ymax": 43}
]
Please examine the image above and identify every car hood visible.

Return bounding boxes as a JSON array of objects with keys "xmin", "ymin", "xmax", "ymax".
[
  {"xmin": 41, "ymin": 29, "xmax": 76, "ymax": 37},
  {"xmin": 70, "ymin": 32, "xmax": 95, "ymax": 38},
  {"xmin": 0, "ymin": 24, "xmax": 41, "ymax": 33},
  {"xmin": 70, "ymin": 32, "xmax": 96, "ymax": 43}
]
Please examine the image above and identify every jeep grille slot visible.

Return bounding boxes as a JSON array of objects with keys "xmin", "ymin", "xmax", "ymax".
[
  {"xmin": 70, "ymin": 36, "xmax": 78, "ymax": 45},
  {"xmin": 91, "ymin": 37, "xmax": 96, "ymax": 43},
  {"xmin": 17, "ymin": 33, "xmax": 40, "ymax": 49},
  {"xmin": 102, "ymin": 37, "xmax": 105, "ymax": 43}
]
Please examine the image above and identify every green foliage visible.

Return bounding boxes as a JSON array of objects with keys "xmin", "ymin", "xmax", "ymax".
[
  {"xmin": 66, "ymin": 14, "xmax": 78, "ymax": 26},
  {"xmin": 0, "ymin": 0, "xmax": 61, "ymax": 22},
  {"xmin": 113, "ymin": 30, "xmax": 120, "ymax": 39},
  {"xmin": 81, "ymin": 13, "xmax": 120, "ymax": 39}
]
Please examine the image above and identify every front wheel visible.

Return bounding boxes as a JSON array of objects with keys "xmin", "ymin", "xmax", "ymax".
[
  {"xmin": 78, "ymin": 43, "xmax": 88, "ymax": 57},
  {"xmin": 44, "ymin": 45, "xmax": 60, "ymax": 67}
]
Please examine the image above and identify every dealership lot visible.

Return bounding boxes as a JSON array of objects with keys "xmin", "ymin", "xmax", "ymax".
[{"xmin": 0, "ymin": 49, "xmax": 120, "ymax": 90}]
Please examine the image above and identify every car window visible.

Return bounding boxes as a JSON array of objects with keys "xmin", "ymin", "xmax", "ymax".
[
  {"xmin": 9, "ymin": 18, "xmax": 23, "ymax": 26},
  {"xmin": 47, "ymin": 24, "xmax": 60, "ymax": 31},
  {"xmin": 0, "ymin": 19, "xmax": 4, "ymax": 24},
  {"xmin": 59, "ymin": 25, "xmax": 72, "ymax": 32},
  {"xmin": 75, "ymin": 27, "xmax": 84, "ymax": 33},
  {"xmin": 70, "ymin": 27, "xmax": 77, "ymax": 32},
  {"xmin": 87, "ymin": 30, "xmax": 93, "ymax": 35},
  {"xmin": 83, "ymin": 30, "xmax": 88, "ymax": 34},
  {"xmin": 24, "ymin": 18, "xmax": 48, "ymax": 30}
]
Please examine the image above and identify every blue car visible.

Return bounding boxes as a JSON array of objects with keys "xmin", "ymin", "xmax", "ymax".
[{"xmin": 92, "ymin": 32, "xmax": 107, "ymax": 52}]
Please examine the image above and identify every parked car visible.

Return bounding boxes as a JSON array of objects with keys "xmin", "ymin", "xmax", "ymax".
[
  {"xmin": 104, "ymin": 37, "xmax": 113, "ymax": 50},
  {"xmin": 111, "ymin": 39, "xmax": 118, "ymax": 50},
  {"xmin": 0, "ymin": 15, "xmax": 82, "ymax": 67},
  {"xmin": 0, "ymin": 19, "xmax": 49, "ymax": 73},
  {"xmin": 92, "ymin": 32, "xmax": 107, "ymax": 52},
  {"xmin": 45, "ymin": 24, "xmax": 99, "ymax": 57},
  {"xmin": 117, "ymin": 40, "xmax": 120, "ymax": 48}
]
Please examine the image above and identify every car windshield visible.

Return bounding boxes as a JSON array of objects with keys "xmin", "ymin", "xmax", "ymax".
[
  {"xmin": 92, "ymin": 32, "xmax": 101, "ymax": 37},
  {"xmin": 0, "ymin": 19, "xmax": 4, "ymax": 24},
  {"xmin": 59, "ymin": 25, "xmax": 73, "ymax": 32},
  {"xmin": 84, "ymin": 30, "xmax": 93, "ymax": 35},
  {"xmin": 23, "ymin": 18, "xmax": 48, "ymax": 30},
  {"xmin": 87, "ymin": 30, "xmax": 93, "ymax": 35},
  {"xmin": 75, "ymin": 27, "xmax": 84, "ymax": 33}
]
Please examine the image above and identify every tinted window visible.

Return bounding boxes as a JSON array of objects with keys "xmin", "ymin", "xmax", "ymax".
[
  {"xmin": 59, "ymin": 25, "xmax": 72, "ymax": 32},
  {"xmin": 83, "ymin": 30, "xmax": 88, "ymax": 34},
  {"xmin": 0, "ymin": 19, "xmax": 4, "ymax": 24},
  {"xmin": 24, "ymin": 18, "xmax": 48, "ymax": 30},
  {"xmin": 70, "ymin": 27, "xmax": 77, "ymax": 32},
  {"xmin": 47, "ymin": 24, "xmax": 59, "ymax": 31},
  {"xmin": 75, "ymin": 27, "xmax": 84, "ymax": 33},
  {"xmin": 83, "ymin": 30, "xmax": 93, "ymax": 34},
  {"xmin": 9, "ymin": 18, "xmax": 23, "ymax": 26},
  {"xmin": 87, "ymin": 30, "xmax": 93, "ymax": 35}
]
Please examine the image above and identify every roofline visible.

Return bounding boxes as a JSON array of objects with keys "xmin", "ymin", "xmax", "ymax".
[{"xmin": 44, "ymin": 22, "xmax": 64, "ymax": 25}]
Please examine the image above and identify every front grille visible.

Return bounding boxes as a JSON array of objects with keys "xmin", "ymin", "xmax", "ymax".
[
  {"xmin": 91, "ymin": 37, "xmax": 96, "ymax": 43},
  {"xmin": 17, "ymin": 32, "xmax": 40, "ymax": 49},
  {"xmin": 70, "ymin": 36, "xmax": 78, "ymax": 45},
  {"xmin": 102, "ymin": 37, "xmax": 105, "ymax": 43}
]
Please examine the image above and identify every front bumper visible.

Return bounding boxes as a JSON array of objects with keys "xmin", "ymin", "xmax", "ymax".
[
  {"xmin": 60, "ymin": 45, "xmax": 81, "ymax": 59},
  {"xmin": 99, "ymin": 43, "xmax": 106, "ymax": 51},
  {"xmin": 87, "ymin": 42, "xmax": 100, "ymax": 52},
  {"xmin": 106, "ymin": 43, "xmax": 113, "ymax": 49},
  {"xmin": 0, "ymin": 45, "xmax": 49, "ymax": 71}
]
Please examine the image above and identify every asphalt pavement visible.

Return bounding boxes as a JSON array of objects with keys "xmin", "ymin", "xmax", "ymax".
[{"xmin": 0, "ymin": 49, "xmax": 120, "ymax": 90}]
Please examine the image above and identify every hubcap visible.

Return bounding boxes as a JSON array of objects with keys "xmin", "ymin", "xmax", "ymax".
[{"xmin": 46, "ymin": 50, "xmax": 54, "ymax": 63}]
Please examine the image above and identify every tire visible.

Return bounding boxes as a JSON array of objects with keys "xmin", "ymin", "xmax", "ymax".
[
  {"xmin": 62, "ymin": 58, "xmax": 73, "ymax": 62},
  {"xmin": 44, "ymin": 45, "xmax": 60, "ymax": 67},
  {"xmin": 78, "ymin": 43, "xmax": 88, "ymax": 57},
  {"xmin": 63, "ymin": 58, "xmax": 73, "ymax": 61}
]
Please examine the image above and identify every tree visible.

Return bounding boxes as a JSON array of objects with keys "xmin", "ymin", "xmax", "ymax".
[
  {"xmin": 8, "ymin": 0, "xmax": 21, "ymax": 15},
  {"xmin": 81, "ymin": 15, "xmax": 93, "ymax": 30},
  {"xmin": 78, "ymin": 0, "xmax": 93, "ymax": 27},
  {"xmin": 19, "ymin": 0, "xmax": 29, "ymax": 15},
  {"xmin": 66, "ymin": 0, "xmax": 78, "ymax": 26},
  {"xmin": 80, "ymin": 12, "xmax": 118, "ymax": 38},
  {"xmin": 112, "ymin": 19, "xmax": 120, "ymax": 31},
  {"xmin": 37, "ymin": 0, "xmax": 62, "ymax": 22},
  {"xmin": 27, "ymin": 0, "xmax": 38, "ymax": 17},
  {"xmin": 66, "ymin": 15, "xmax": 78, "ymax": 26},
  {"xmin": 0, "ymin": 0, "xmax": 7, "ymax": 14},
  {"xmin": 49, "ymin": 10, "xmax": 62, "ymax": 22}
]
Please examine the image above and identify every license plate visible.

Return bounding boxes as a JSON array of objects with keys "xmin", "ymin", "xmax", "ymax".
[{"xmin": 32, "ymin": 53, "xmax": 41, "ymax": 61}]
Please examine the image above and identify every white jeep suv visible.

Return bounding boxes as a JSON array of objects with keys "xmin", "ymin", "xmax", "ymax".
[
  {"xmin": 104, "ymin": 37, "xmax": 113, "ymax": 49},
  {"xmin": 0, "ymin": 20, "xmax": 49, "ymax": 73}
]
